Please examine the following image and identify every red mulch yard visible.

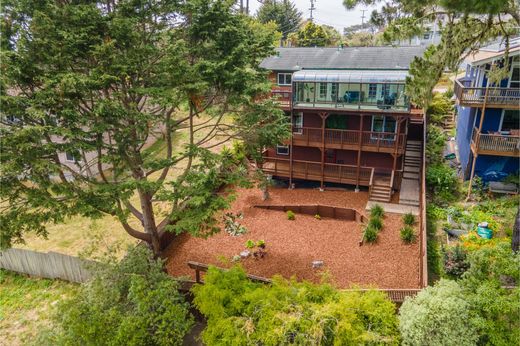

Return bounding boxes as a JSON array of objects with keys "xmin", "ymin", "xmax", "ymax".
[{"xmin": 164, "ymin": 187, "xmax": 421, "ymax": 289}]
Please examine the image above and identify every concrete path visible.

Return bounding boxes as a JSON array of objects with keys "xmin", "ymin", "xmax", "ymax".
[{"xmin": 366, "ymin": 201, "xmax": 419, "ymax": 215}]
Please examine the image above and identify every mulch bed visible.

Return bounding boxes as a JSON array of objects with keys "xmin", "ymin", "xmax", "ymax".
[{"xmin": 164, "ymin": 187, "xmax": 421, "ymax": 289}]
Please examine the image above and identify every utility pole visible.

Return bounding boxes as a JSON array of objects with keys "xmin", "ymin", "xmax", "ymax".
[
  {"xmin": 309, "ymin": 0, "xmax": 316, "ymax": 22},
  {"xmin": 361, "ymin": 9, "xmax": 367, "ymax": 25}
]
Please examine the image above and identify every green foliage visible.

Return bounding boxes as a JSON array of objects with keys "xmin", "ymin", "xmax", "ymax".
[
  {"xmin": 425, "ymin": 125, "xmax": 447, "ymax": 164},
  {"xmin": 400, "ymin": 226, "xmax": 416, "ymax": 244},
  {"xmin": 192, "ymin": 266, "xmax": 400, "ymax": 345},
  {"xmin": 41, "ymin": 246, "xmax": 193, "ymax": 345},
  {"xmin": 443, "ymin": 245, "xmax": 469, "ymax": 279},
  {"xmin": 296, "ymin": 22, "xmax": 333, "ymax": 47},
  {"xmin": 314, "ymin": 214, "xmax": 321, "ymax": 220},
  {"xmin": 399, "ymin": 279, "xmax": 480, "ymax": 346},
  {"xmin": 426, "ymin": 163, "xmax": 459, "ymax": 204},
  {"xmin": 223, "ymin": 212, "xmax": 247, "ymax": 236},
  {"xmin": 368, "ymin": 216, "xmax": 383, "ymax": 231},
  {"xmin": 245, "ymin": 239, "xmax": 256, "ymax": 249},
  {"xmin": 363, "ymin": 225, "xmax": 379, "ymax": 243},
  {"xmin": 286, "ymin": 210, "xmax": 295, "ymax": 220},
  {"xmin": 256, "ymin": 0, "xmax": 302, "ymax": 40},
  {"xmin": 370, "ymin": 204, "xmax": 385, "ymax": 219},
  {"xmin": 427, "ymin": 93, "xmax": 453, "ymax": 126},
  {"xmin": 402, "ymin": 213, "xmax": 416, "ymax": 226},
  {"xmin": 426, "ymin": 205, "xmax": 442, "ymax": 281},
  {"xmin": 0, "ymin": 0, "xmax": 289, "ymax": 253}
]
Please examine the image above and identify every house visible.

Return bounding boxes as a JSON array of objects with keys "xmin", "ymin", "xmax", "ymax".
[
  {"xmin": 259, "ymin": 46, "xmax": 426, "ymax": 204},
  {"xmin": 454, "ymin": 38, "xmax": 520, "ymax": 185}
]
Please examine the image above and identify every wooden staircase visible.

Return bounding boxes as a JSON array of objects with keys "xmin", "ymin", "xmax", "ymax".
[
  {"xmin": 369, "ymin": 170, "xmax": 393, "ymax": 203},
  {"xmin": 400, "ymin": 140, "xmax": 422, "ymax": 206}
]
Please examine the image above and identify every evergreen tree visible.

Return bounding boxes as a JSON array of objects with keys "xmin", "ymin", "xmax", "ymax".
[
  {"xmin": 0, "ymin": 0, "xmax": 289, "ymax": 255},
  {"xmin": 296, "ymin": 21, "xmax": 332, "ymax": 47},
  {"xmin": 256, "ymin": 0, "xmax": 302, "ymax": 40}
]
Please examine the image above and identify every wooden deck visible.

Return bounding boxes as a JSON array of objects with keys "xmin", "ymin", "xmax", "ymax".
[
  {"xmin": 455, "ymin": 79, "xmax": 520, "ymax": 109},
  {"xmin": 291, "ymin": 127, "xmax": 405, "ymax": 154},
  {"xmin": 261, "ymin": 157, "xmax": 372, "ymax": 186},
  {"xmin": 471, "ymin": 127, "xmax": 520, "ymax": 157}
]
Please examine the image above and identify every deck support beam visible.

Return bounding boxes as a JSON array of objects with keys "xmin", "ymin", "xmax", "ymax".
[
  {"xmin": 467, "ymin": 86, "xmax": 488, "ymax": 200},
  {"xmin": 289, "ymin": 109, "xmax": 294, "ymax": 188},
  {"xmin": 355, "ymin": 114, "xmax": 364, "ymax": 189},
  {"xmin": 319, "ymin": 112, "xmax": 329, "ymax": 190}
]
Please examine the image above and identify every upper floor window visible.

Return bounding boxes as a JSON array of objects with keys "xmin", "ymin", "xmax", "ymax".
[
  {"xmin": 293, "ymin": 112, "xmax": 303, "ymax": 134},
  {"xmin": 500, "ymin": 110, "xmax": 519, "ymax": 132},
  {"xmin": 509, "ymin": 64, "xmax": 519, "ymax": 89},
  {"xmin": 276, "ymin": 145, "xmax": 289, "ymax": 155},
  {"xmin": 66, "ymin": 152, "xmax": 81, "ymax": 163},
  {"xmin": 277, "ymin": 73, "xmax": 292, "ymax": 86},
  {"xmin": 372, "ymin": 116, "xmax": 396, "ymax": 133}
]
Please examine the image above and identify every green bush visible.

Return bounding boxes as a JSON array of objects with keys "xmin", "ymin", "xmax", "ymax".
[
  {"xmin": 192, "ymin": 266, "xmax": 400, "ymax": 345},
  {"xmin": 370, "ymin": 204, "xmax": 385, "ymax": 218},
  {"xmin": 425, "ymin": 125, "xmax": 447, "ymax": 163},
  {"xmin": 400, "ymin": 226, "xmax": 416, "ymax": 244},
  {"xmin": 402, "ymin": 213, "xmax": 416, "ymax": 226},
  {"xmin": 426, "ymin": 162, "xmax": 459, "ymax": 203},
  {"xmin": 286, "ymin": 210, "xmax": 295, "ymax": 220},
  {"xmin": 368, "ymin": 216, "xmax": 383, "ymax": 231},
  {"xmin": 363, "ymin": 225, "xmax": 379, "ymax": 243},
  {"xmin": 245, "ymin": 239, "xmax": 256, "ymax": 249},
  {"xmin": 443, "ymin": 245, "xmax": 469, "ymax": 279},
  {"xmin": 40, "ymin": 247, "xmax": 193, "ymax": 345}
]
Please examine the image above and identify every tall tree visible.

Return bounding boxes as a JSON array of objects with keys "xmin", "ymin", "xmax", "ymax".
[
  {"xmin": 295, "ymin": 21, "xmax": 332, "ymax": 47},
  {"xmin": 0, "ymin": 0, "xmax": 289, "ymax": 255},
  {"xmin": 344, "ymin": 0, "xmax": 520, "ymax": 107},
  {"xmin": 256, "ymin": 0, "xmax": 302, "ymax": 40}
]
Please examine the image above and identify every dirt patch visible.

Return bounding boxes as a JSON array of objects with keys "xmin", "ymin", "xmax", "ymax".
[{"xmin": 164, "ymin": 187, "xmax": 421, "ymax": 289}]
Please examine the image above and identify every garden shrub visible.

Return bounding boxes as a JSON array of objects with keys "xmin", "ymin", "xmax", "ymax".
[
  {"xmin": 400, "ymin": 226, "xmax": 416, "ymax": 244},
  {"xmin": 399, "ymin": 280, "xmax": 479, "ymax": 346},
  {"xmin": 41, "ymin": 246, "xmax": 193, "ymax": 345},
  {"xmin": 426, "ymin": 162, "xmax": 459, "ymax": 203},
  {"xmin": 370, "ymin": 204, "xmax": 385, "ymax": 218},
  {"xmin": 368, "ymin": 216, "xmax": 383, "ymax": 231},
  {"xmin": 402, "ymin": 212, "xmax": 416, "ymax": 226},
  {"xmin": 286, "ymin": 210, "xmax": 295, "ymax": 220},
  {"xmin": 427, "ymin": 93, "xmax": 453, "ymax": 126},
  {"xmin": 192, "ymin": 266, "xmax": 400, "ymax": 345},
  {"xmin": 363, "ymin": 225, "xmax": 379, "ymax": 243},
  {"xmin": 425, "ymin": 125, "xmax": 447, "ymax": 164},
  {"xmin": 443, "ymin": 245, "xmax": 469, "ymax": 279}
]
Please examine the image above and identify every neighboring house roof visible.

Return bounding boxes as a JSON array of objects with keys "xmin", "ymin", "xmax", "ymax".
[
  {"xmin": 464, "ymin": 37, "xmax": 520, "ymax": 66},
  {"xmin": 259, "ymin": 46, "xmax": 427, "ymax": 71}
]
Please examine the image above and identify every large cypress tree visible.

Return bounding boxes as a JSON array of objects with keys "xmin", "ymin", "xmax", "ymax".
[{"xmin": 256, "ymin": 0, "xmax": 302, "ymax": 40}]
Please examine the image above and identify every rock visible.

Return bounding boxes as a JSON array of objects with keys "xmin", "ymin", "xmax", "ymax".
[
  {"xmin": 312, "ymin": 260, "xmax": 323, "ymax": 269},
  {"xmin": 240, "ymin": 250, "xmax": 250, "ymax": 258}
]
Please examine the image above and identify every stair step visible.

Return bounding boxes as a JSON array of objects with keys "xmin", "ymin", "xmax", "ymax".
[
  {"xmin": 407, "ymin": 140, "xmax": 422, "ymax": 145},
  {"xmin": 404, "ymin": 162, "xmax": 421, "ymax": 167},
  {"xmin": 403, "ymin": 172, "xmax": 420, "ymax": 179},
  {"xmin": 405, "ymin": 150, "xmax": 422, "ymax": 157}
]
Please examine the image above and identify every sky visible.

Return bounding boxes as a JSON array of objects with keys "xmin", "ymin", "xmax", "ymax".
[{"xmin": 247, "ymin": 0, "xmax": 382, "ymax": 32}]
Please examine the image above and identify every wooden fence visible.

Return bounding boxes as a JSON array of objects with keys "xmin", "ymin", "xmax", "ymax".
[{"xmin": 0, "ymin": 248, "xmax": 93, "ymax": 283}]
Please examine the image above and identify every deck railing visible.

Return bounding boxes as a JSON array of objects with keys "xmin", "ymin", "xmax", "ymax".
[
  {"xmin": 454, "ymin": 79, "xmax": 520, "ymax": 108},
  {"xmin": 471, "ymin": 127, "xmax": 520, "ymax": 155},
  {"xmin": 292, "ymin": 127, "xmax": 405, "ymax": 151},
  {"xmin": 261, "ymin": 156, "xmax": 373, "ymax": 185},
  {"xmin": 271, "ymin": 89, "xmax": 291, "ymax": 108}
]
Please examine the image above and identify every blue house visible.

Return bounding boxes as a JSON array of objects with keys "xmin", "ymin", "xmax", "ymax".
[{"xmin": 455, "ymin": 38, "xmax": 520, "ymax": 184}]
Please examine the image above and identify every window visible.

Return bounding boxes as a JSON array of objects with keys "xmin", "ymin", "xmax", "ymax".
[
  {"xmin": 423, "ymin": 32, "xmax": 431, "ymax": 40},
  {"xmin": 500, "ymin": 110, "xmax": 519, "ymax": 131},
  {"xmin": 509, "ymin": 64, "xmax": 519, "ymax": 89},
  {"xmin": 277, "ymin": 73, "xmax": 292, "ymax": 86},
  {"xmin": 293, "ymin": 112, "xmax": 303, "ymax": 134},
  {"xmin": 65, "ymin": 152, "xmax": 81, "ymax": 162},
  {"xmin": 319, "ymin": 83, "xmax": 327, "ymax": 98},
  {"xmin": 276, "ymin": 145, "xmax": 289, "ymax": 155},
  {"xmin": 368, "ymin": 84, "xmax": 377, "ymax": 99},
  {"xmin": 371, "ymin": 116, "xmax": 396, "ymax": 140}
]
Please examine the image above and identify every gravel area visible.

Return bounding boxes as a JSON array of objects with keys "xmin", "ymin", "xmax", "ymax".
[{"xmin": 164, "ymin": 187, "xmax": 421, "ymax": 289}]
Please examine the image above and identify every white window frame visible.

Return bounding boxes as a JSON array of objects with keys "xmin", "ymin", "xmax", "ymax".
[
  {"xmin": 277, "ymin": 73, "xmax": 292, "ymax": 86},
  {"xmin": 507, "ymin": 60, "xmax": 520, "ymax": 88},
  {"xmin": 293, "ymin": 112, "xmax": 303, "ymax": 134},
  {"xmin": 371, "ymin": 115, "xmax": 396, "ymax": 141},
  {"xmin": 276, "ymin": 145, "xmax": 289, "ymax": 156},
  {"xmin": 65, "ymin": 151, "xmax": 82, "ymax": 163}
]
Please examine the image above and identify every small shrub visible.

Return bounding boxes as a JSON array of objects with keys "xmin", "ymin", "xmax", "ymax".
[
  {"xmin": 287, "ymin": 210, "xmax": 295, "ymax": 220},
  {"xmin": 245, "ymin": 240, "xmax": 255, "ymax": 249},
  {"xmin": 256, "ymin": 240, "xmax": 266, "ymax": 248},
  {"xmin": 400, "ymin": 226, "xmax": 416, "ymax": 244},
  {"xmin": 443, "ymin": 245, "xmax": 469, "ymax": 279},
  {"xmin": 402, "ymin": 213, "xmax": 416, "ymax": 226},
  {"xmin": 363, "ymin": 226, "xmax": 379, "ymax": 243},
  {"xmin": 368, "ymin": 216, "xmax": 383, "ymax": 231},
  {"xmin": 370, "ymin": 204, "xmax": 384, "ymax": 218},
  {"xmin": 223, "ymin": 212, "xmax": 247, "ymax": 236},
  {"xmin": 314, "ymin": 214, "xmax": 321, "ymax": 220}
]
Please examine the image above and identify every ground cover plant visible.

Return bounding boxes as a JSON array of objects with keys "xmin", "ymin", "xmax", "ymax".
[
  {"xmin": 400, "ymin": 226, "xmax": 416, "ymax": 244},
  {"xmin": 0, "ymin": 270, "xmax": 77, "ymax": 345},
  {"xmin": 363, "ymin": 205, "xmax": 385, "ymax": 243},
  {"xmin": 192, "ymin": 265, "xmax": 400, "ymax": 345}
]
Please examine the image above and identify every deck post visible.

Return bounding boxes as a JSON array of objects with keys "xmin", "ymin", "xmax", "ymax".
[
  {"xmin": 289, "ymin": 109, "xmax": 294, "ymax": 188},
  {"xmin": 355, "ymin": 114, "xmax": 364, "ymax": 189},
  {"xmin": 467, "ymin": 86, "xmax": 488, "ymax": 199},
  {"xmin": 319, "ymin": 112, "xmax": 329, "ymax": 190}
]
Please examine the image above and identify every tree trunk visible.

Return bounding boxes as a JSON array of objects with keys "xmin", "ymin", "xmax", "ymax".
[
  {"xmin": 138, "ymin": 189, "xmax": 161, "ymax": 256},
  {"xmin": 512, "ymin": 207, "xmax": 520, "ymax": 253}
]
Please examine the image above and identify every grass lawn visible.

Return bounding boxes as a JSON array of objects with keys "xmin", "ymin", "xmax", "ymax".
[{"xmin": 0, "ymin": 270, "xmax": 78, "ymax": 346}]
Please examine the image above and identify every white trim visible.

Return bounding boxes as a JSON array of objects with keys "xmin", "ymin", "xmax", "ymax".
[
  {"xmin": 371, "ymin": 115, "xmax": 396, "ymax": 141},
  {"xmin": 276, "ymin": 145, "xmax": 289, "ymax": 155},
  {"xmin": 293, "ymin": 112, "xmax": 303, "ymax": 134},
  {"xmin": 507, "ymin": 61, "xmax": 520, "ymax": 88}
]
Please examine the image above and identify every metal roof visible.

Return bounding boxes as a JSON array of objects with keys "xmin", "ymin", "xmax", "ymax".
[
  {"xmin": 292, "ymin": 70, "xmax": 408, "ymax": 83},
  {"xmin": 259, "ymin": 46, "xmax": 427, "ymax": 71}
]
